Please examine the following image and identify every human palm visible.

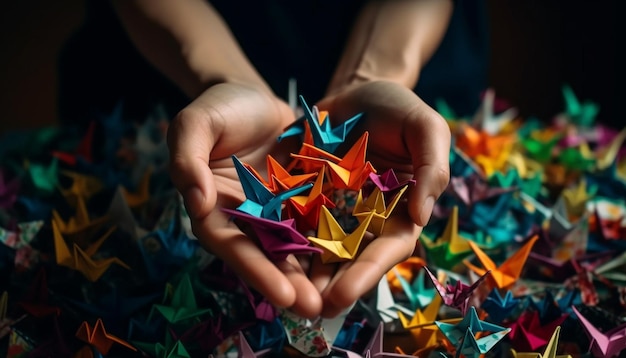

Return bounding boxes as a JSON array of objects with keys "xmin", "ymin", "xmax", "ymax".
[{"xmin": 168, "ymin": 81, "xmax": 451, "ymax": 319}]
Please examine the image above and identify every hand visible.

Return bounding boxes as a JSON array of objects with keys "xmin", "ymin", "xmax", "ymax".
[
  {"xmin": 312, "ymin": 80, "xmax": 451, "ymax": 317},
  {"xmin": 167, "ymin": 83, "xmax": 325, "ymax": 318}
]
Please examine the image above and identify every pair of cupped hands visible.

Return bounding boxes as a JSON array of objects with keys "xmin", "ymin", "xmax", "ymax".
[{"xmin": 166, "ymin": 80, "xmax": 451, "ymax": 319}]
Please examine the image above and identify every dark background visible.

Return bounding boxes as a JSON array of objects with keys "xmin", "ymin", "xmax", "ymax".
[{"xmin": 0, "ymin": 0, "xmax": 622, "ymax": 135}]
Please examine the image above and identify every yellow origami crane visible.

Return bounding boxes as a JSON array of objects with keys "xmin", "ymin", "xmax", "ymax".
[
  {"xmin": 464, "ymin": 235, "xmax": 539, "ymax": 290},
  {"xmin": 291, "ymin": 132, "xmax": 376, "ymax": 190},
  {"xmin": 397, "ymin": 295, "xmax": 461, "ymax": 349},
  {"xmin": 51, "ymin": 196, "xmax": 108, "ymax": 245},
  {"xmin": 53, "ymin": 220, "xmax": 129, "ymax": 282},
  {"xmin": 510, "ymin": 326, "xmax": 572, "ymax": 358},
  {"xmin": 561, "ymin": 179, "xmax": 593, "ymax": 219},
  {"xmin": 121, "ymin": 167, "xmax": 152, "ymax": 208},
  {"xmin": 246, "ymin": 154, "xmax": 317, "ymax": 193},
  {"xmin": 307, "ymin": 206, "xmax": 374, "ymax": 263},
  {"xmin": 58, "ymin": 170, "xmax": 103, "ymax": 207},
  {"xmin": 595, "ymin": 128, "xmax": 626, "ymax": 170},
  {"xmin": 352, "ymin": 186, "xmax": 408, "ymax": 236}
]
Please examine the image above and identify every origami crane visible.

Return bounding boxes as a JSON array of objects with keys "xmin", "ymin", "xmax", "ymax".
[
  {"xmin": 397, "ymin": 295, "xmax": 460, "ymax": 349},
  {"xmin": 133, "ymin": 329, "xmax": 191, "ymax": 358},
  {"xmin": 509, "ymin": 326, "xmax": 573, "ymax": 358},
  {"xmin": 351, "ymin": 322, "xmax": 415, "ymax": 358},
  {"xmin": 560, "ymin": 84, "xmax": 599, "ymax": 127},
  {"xmin": 419, "ymin": 206, "xmax": 473, "ymax": 270},
  {"xmin": 290, "ymin": 132, "xmax": 376, "ymax": 190},
  {"xmin": 278, "ymin": 95, "xmax": 363, "ymax": 153},
  {"xmin": 75, "ymin": 318, "xmax": 137, "ymax": 355},
  {"xmin": 57, "ymin": 170, "xmax": 103, "ymax": 207},
  {"xmin": 245, "ymin": 154, "xmax": 317, "ymax": 193},
  {"xmin": 506, "ymin": 310, "xmax": 567, "ymax": 352},
  {"xmin": 436, "ymin": 306, "xmax": 511, "ymax": 358},
  {"xmin": 424, "ymin": 266, "xmax": 491, "ymax": 315},
  {"xmin": 52, "ymin": 121, "xmax": 95, "ymax": 166},
  {"xmin": 51, "ymin": 195, "xmax": 109, "ymax": 244},
  {"xmin": 149, "ymin": 274, "xmax": 212, "ymax": 324},
  {"xmin": 223, "ymin": 208, "xmax": 322, "ymax": 261},
  {"xmin": 366, "ymin": 168, "xmax": 415, "ymax": 198},
  {"xmin": 358, "ymin": 275, "xmax": 415, "ymax": 329},
  {"xmin": 232, "ymin": 155, "xmax": 313, "ymax": 221},
  {"xmin": 26, "ymin": 157, "xmax": 59, "ymax": 195},
  {"xmin": 285, "ymin": 166, "xmax": 335, "ymax": 232},
  {"xmin": 392, "ymin": 268, "xmax": 436, "ymax": 310},
  {"xmin": 464, "ymin": 235, "xmax": 539, "ymax": 290},
  {"xmin": 480, "ymin": 288, "xmax": 520, "ymax": 323},
  {"xmin": 0, "ymin": 220, "xmax": 43, "ymax": 269},
  {"xmin": 352, "ymin": 186, "xmax": 408, "ymax": 236},
  {"xmin": 53, "ymin": 221, "xmax": 129, "ymax": 282},
  {"xmin": 454, "ymin": 326, "xmax": 511, "ymax": 358},
  {"xmin": 237, "ymin": 331, "xmax": 272, "ymax": 358},
  {"xmin": 279, "ymin": 309, "xmax": 331, "ymax": 357},
  {"xmin": 471, "ymin": 88, "xmax": 518, "ymax": 136},
  {"xmin": 307, "ymin": 206, "xmax": 374, "ymax": 263},
  {"xmin": 121, "ymin": 166, "xmax": 152, "ymax": 208},
  {"xmin": 572, "ymin": 306, "xmax": 626, "ymax": 358},
  {"xmin": 242, "ymin": 317, "xmax": 286, "ymax": 353}
]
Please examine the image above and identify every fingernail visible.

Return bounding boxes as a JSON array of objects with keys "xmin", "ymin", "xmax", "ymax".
[
  {"xmin": 419, "ymin": 196, "xmax": 435, "ymax": 226},
  {"xmin": 183, "ymin": 186, "xmax": 204, "ymax": 218}
]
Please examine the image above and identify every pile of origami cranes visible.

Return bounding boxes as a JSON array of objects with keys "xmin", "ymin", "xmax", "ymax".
[{"xmin": 0, "ymin": 86, "xmax": 625, "ymax": 357}]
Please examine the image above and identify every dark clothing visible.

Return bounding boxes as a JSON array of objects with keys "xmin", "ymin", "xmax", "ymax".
[{"xmin": 57, "ymin": 0, "xmax": 490, "ymax": 125}]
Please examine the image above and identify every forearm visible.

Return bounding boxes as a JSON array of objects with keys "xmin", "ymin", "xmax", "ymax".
[
  {"xmin": 327, "ymin": 0, "xmax": 453, "ymax": 95},
  {"xmin": 112, "ymin": 0, "xmax": 270, "ymax": 98}
]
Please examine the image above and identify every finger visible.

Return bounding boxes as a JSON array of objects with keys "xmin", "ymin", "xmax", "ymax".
[
  {"xmin": 196, "ymin": 209, "xmax": 297, "ymax": 309},
  {"xmin": 321, "ymin": 206, "xmax": 420, "ymax": 318},
  {"xmin": 167, "ymin": 105, "xmax": 217, "ymax": 220},
  {"xmin": 308, "ymin": 254, "xmax": 338, "ymax": 293},
  {"xmin": 404, "ymin": 104, "xmax": 451, "ymax": 226},
  {"xmin": 276, "ymin": 255, "xmax": 323, "ymax": 319}
]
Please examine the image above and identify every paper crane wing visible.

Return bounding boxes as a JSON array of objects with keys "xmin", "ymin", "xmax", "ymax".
[
  {"xmin": 307, "ymin": 206, "xmax": 374, "ymax": 263},
  {"xmin": 223, "ymin": 208, "xmax": 322, "ymax": 261}
]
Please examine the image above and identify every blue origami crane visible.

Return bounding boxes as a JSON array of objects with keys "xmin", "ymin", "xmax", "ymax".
[
  {"xmin": 481, "ymin": 288, "xmax": 520, "ymax": 323},
  {"xmin": 232, "ymin": 155, "xmax": 313, "ymax": 221}
]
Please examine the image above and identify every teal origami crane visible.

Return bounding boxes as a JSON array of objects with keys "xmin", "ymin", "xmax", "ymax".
[
  {"xmin": 278, "ymin": 95, "xmax": 362, "ymax": 153},
  {"xmin": 561, "ymin": 84, "xmax": 599, "ymax": 127},
  {"xmin": 232, "ymin": 155, "xmax": 313, "ymax": 221},
  {"xmin": 393, "ymin": 268, "xmax": 437, "ymax": 310},
  {"xmin": 436, "ymin": 306, "xmax": 510, "ymax": 358}
]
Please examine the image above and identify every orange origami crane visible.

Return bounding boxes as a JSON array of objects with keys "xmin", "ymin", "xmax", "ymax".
[
  {"xmin": 75, "ymin": 318, "xmax": 137, "ymax": 355},
  {"xmin": 53, "ymin": 220, "xmax": 129, "ymax": 282},
  {"xmin": 290, "ymin": 132, "xmax": 376, "ymax": 191},
  {"xmin": 246, "ymin": 154, "xmax": 317, "ymax": 193},
  {"xmin": 307, "ymin": 206, "xmax": 374, "ymax": 263},
  {"xmin": 464, "ymin": 235, "xmax": 539, "ymax": 290},
  {"xmin": 352, "ymin": 185, "xmax": 408, "ymax": 236},
  {"xmin": 286, "ymin": 167, "xmax": 335, "ymax": 232}
]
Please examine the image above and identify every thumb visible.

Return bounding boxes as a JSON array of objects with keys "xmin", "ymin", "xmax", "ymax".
[
  {"xmin": 404, "ymin": 104, "xmax": 451, "ymax": 227},
  {"xmin": 167, "ymin": 107, "xmax": 217, "ymax": 220}
]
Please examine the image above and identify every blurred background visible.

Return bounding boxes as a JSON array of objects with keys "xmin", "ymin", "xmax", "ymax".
[{"xmin": 0, "ymin": 0, "xmax": 621, "ymax": 135}]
